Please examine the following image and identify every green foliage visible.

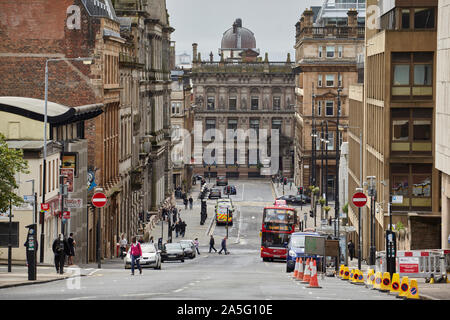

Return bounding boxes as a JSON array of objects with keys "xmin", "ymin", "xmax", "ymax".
[
  {"xmin": 324, "ymin": 206, "xmax": 331, "ymax": 212},
  {"xmin": 343, "ymin": 202, "xmax": 348, "ymax": 214},
  {"xmin": 319, "ymin": 197, "xmax": 326, "ymax": 206},
  {"xmin": 312, "ymin": 187, "xmax": 320, "ymax": 195},
  {"xmin": 395, "ymin": 221, "xmax": 405, "ymax": 231},
  {"xmin": 0, "ymin": 133, "xmax": 29, "ymax": 213}
]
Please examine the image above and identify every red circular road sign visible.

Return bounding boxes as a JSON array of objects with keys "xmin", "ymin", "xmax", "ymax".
[
  {"xmin": 352, "ymin": 192, "xmax": 367, "ymax": 208},
  {"xmin": 41, "ymin": 203, "xmax": 50, "ymax": 211},
  {"xmin": 92, "ymin": 192, "xmax": 107, "ymax": 208}
]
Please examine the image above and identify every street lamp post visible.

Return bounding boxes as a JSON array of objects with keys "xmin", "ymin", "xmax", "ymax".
[
  {"xmin": 41, "ymin": 57, "xmax": 93, "ymax": 262},
  {"xmin": 367, "ymin": 176, "xmax": 376, "ymax": 267}
]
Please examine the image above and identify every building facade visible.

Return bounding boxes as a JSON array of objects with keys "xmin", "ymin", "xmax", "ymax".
[
  {"xmin": 293, "ymin": 4, "xmax": 365, "ymax": 203},
  {"xmin": 191, "ymin": 19, "xmax": 296, "ymax": 179},
  {"xmin": 348, "ymin": 0, "xmax": 440, "ymax": 257},
  {"xmin": 436, "ymin": 0, "xmax": 450, "ymax": 249}
]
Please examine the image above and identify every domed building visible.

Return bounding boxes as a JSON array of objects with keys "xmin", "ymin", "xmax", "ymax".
[
  {"xmin": 219, "ymin": 18, "xmax": 260, "ymax": 61},
  {"xmin": 190, "ymin": 18, "xmax": 296, "ymax": 179}
]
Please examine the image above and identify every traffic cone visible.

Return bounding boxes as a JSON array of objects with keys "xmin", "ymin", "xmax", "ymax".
[
  {"xmin": 397, "ymin": 276, "xmax": 409, "ymax": 299},
  {"xmin": 349, "ymin": 269, "xmax": 354, "ymax": 283},
  {"xmin": 307, "ymin": 259, "xmax": 322, "ymax": 288},
  {"xmin": 342, "ymin": 266, "xmax": 350, "ymax": 280},
  {"xmin": 373, "ymin": 271, "xmax": 382, "ymax": 290},
  {"xmin": 293, "ymin": 258, "xmax": 299, "ymax": 279},
  {"xmin": 389, "ymin": 273, "xmax": 400, "ymax": 296},
  {"xmin": 296, "ymin": 258, "xmax": 304, "ymax": 281},
  {"xmin": 338, "ymin": 264, "xmax": 344, "ymax": 279},
  {"xmin": 302, "ymin": 258, "xmax": 311, "ymax": 283},
  {"xmin": 380, "ymin": 272, "xmax": 391, "ymax": 292},
  {"xmin": 355, "ymin": 269, "xmax": 365, "ymax": 285},
  {"xmin": 406, "ymin": 279, "xmax": 420, "ymax": 300},
  {"xmin": 366, "ymin": 269, "xmax": 374, "ymax": 288}
]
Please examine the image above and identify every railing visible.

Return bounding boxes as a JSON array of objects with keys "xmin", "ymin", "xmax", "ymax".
[
  {"xmin": 297, "ymin": 26, "xmax": 365, "ymax": 39},
  {"xmin": 192, "ymin": 61, "xmax": 294, "ymax": 74}
]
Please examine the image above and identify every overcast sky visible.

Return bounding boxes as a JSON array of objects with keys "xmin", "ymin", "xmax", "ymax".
[{"xmin": 166, "ymin": 0, "xmax": 323, "ymax": 62}]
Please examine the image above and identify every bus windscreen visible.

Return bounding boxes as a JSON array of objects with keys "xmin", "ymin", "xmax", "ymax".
[{"xmin": 263, "ymin": 208, "xmax": 295, "ymax": 224}]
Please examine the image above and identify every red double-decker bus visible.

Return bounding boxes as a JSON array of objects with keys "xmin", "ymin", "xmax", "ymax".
[{"xmin": 260, "ymin": 206, "xmax": 297, "ymax": 261}]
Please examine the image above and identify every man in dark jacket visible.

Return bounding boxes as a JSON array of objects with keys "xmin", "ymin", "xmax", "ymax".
[
  {"xmin": 180, "ymin": 220, "xmax": 186, "ymax": 237},
  {"xmin": 218, "ymin": 236, "xmax": 228, "ymax": 255},
  {"xmin": 209, "ymin": 235, "xmax": 217, "ymax": 253},
  {"xmin": 174, "ymin": 221, "xmax": 181, "ymax": 238},
  {"xmin": 348, "ymin": 240, "xmax": 355, "ymax": 261},
  {"xmin": 52, "ymin": 234, "xmax": 68, "ymax": 274}
]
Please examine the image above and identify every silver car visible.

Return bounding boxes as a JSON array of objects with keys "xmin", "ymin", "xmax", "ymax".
[{"xmin": 124, "ymin": 243, "xmax": 162, "ymax": 270}]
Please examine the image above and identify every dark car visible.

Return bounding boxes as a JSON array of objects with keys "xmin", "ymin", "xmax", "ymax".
[
  {"xmin": 216, "ymin": 176, "xmax": 228, "ymax": 186},
  {"xmin": 193, "ymin": 174, "xmax": 203, "ymax": 181},
  {"xmin": 209, "ymin": 188, "xmax": 222, "ymax": 199},
  {"xmin": 180, "ymin": 240, "xmax": 196, "ymax": 259},
  {"xmin": 160, "ymin": 243, "xmax": 185, "ymax": 263},
  {"xmin": 276, "ymin": 195, "xmax": 310, "ymax": 205},
  {"xmin": 223, "ymin": 185, "xmax": 236, "ymax": 195}
]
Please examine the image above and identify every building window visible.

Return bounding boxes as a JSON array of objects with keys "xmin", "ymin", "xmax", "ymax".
[
  {"xmin": 414, "ymin": 8, "xmax": 435, "ymax": 29},
  {"xmin": 326, "ymin": 74, "xmax": 335, "ymax": 87},
  {"xmin": 325, "ymin": 101, "xmax": 334, "ymax": 116},
  {"xmin": 318, "ymin": 74, "xmax": 323, "ymax": 87},
  {"xmin": 251, "ymin": 96, "xmax": 259, "ymax": 110},
  {"xmin": 401, "ymin": 9, "xmax": 410, "ymax": 29},
  {"xmin": 207, "ymin": 96, "xmax": 215, "ymax": 110},
  {"xmin": 229, "ymin": 96, "xmax": 237, "ymax": 110},
  {"xmin": 338, "ymin": 46, "xmax": 343, "ymax": 58},
  {"xmin": 391, "ymin": 108, "xmax": 432, "ymax": 154},
  {"xmin": 227, "ymin": 119, "xmax": 238, "ymax": 140},
  {"xmin": 317, "ymin": 101, "xmax": 322, "ymax": 116},
  {"xmin": 319, "ymin": 46, "xmax": 323, "ymax": 58},
  {"xmin": 326, "ymin": 46, "xmax": 335, "ymax": 58},
  {"xmin": 205, "ymin": 119, "xmax": 216, "ymax": 131},
  {"xmin": 250, "ymin": 119, "xmax": 259, "ymax": 138},
  {"xmin": 327, "ymin": 131, "xmax": 334, "ymax": 150},
  {"xmin": 338, "ymin": 74, "xmax": 343, "ymax": 87},
  {"xmin": 272, "ymin": 119, "xmax": 282, "ymax": 133},
  {"xmin": 273, "ymin": 97, "xmax": 281, "ymax": 110},
  {"xmin": 392, "ymin": 52, "xmax": 433, "ymax": 100},
  {"xmin": 391, "ymin": 163, "xmax": 432, "ymax": 211}
]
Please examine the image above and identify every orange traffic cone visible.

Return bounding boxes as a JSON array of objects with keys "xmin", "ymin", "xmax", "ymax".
[
  {"xmin": 293, "ymin": 258, "xmax": 299, "ymax": 279},
  {"xmin": 307, "ymin": 259, "xmax": 322, "ymax": 288},
  {"xmin": 296, "ymin": 258, "xmax": 304, "ymax": 281},
  {"xmin": 302, "ymin": 258, "xmax": 311, "ymax": 283}
]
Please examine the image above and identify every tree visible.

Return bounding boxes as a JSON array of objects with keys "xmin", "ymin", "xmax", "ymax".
[{"xmin": 0, "ymin": 133, "xmax": 29, "ymax": 214}]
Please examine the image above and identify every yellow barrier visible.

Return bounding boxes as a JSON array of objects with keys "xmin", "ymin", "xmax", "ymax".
[
  {"xmin": 390, "ymin": 273, "xmax": 400, "ymax": 295},
  {"xmin": 373, "ymin": 271, "xmax": 382, "ymax": 290},
  {"xmin": 407, "ymin": 279, "xmax": 420, "ymax": 300},
  {"xmin": 366, "ymin": 269, "xmax": 374, "ymax": 288},
  {"xmin": 398, "ymin": 276, "xmax": 409, "ymax": 299},
  {"xmin": 342, "ymin": 266, "xmax": 350, "ymax": 280},
  {"xmin": 380, "ymin": 272, "xmax": 391, "ymax": 292}
]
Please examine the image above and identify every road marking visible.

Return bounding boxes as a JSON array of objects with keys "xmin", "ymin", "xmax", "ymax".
[
  {"xmin": 121, "ymin": 293, "xmax": 169, "ymax": 297},
  {"xmin": 67, "ymin": 296, "xmax": 99, "ymax": 300},
  {"xmin": 174, "ymin": 288, "xmax": 183, "ymax": 293}
]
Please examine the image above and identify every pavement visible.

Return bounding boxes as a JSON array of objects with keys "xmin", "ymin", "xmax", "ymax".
[{"xmin": 1, "ymin": 180, "xmax": 449, "ymax": 300}]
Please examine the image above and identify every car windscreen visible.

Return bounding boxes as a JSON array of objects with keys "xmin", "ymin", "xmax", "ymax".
[
  {"xmin": 164, "ymin": 243, "xmax": 181, "ymax": 250},
  {"xmin": 180, "ymin": 242, "xmax": 192, "ymax": 249},
  {"xmin": 141, "ymin": 245, "xmax": 156, "ymax": 253}
]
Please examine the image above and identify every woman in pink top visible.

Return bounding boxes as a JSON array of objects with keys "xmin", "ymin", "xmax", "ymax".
[{"xmin": 130, "ymin": 236, "xmax": 142, "ymax": 275}]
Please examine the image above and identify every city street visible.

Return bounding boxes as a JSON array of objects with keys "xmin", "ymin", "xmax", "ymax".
[{"xmin": 0, "ymin": 179, "xmax": 397, "ymax": 301}]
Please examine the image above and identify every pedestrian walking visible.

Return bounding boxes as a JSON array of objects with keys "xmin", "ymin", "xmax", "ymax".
[
  {"xmin": 180, "ymin": 220, "xmax": 186, "ymax": 238},
  {"xmin": 130, "ymin": 236, "xmax": 143, "ymax": 275},
  {"xmin": 218, "ymin": 236, "xmax": 228, "ymax": 255},
  {"xmin": 172, "ymin": 207, "xmax": 178, "ymax": 224},
  {"xmin": 52, "ymin": 234, "xmax": 67, "ymax": 274},
  {"xmin": 209, "ymin": 235, "xmax": 217, "ymax": 253},
  {"xmin": 119, "ymin": 233, "xmax": 128, "ymax": 258},
  {"xmin": 189, "ymin": 196, "xmax": 193, "ymax": 210},
  {"xmin": 149, "ymin": 236, "xmax": 154, "ymax": 244},
  {"xmin": 175, "ymin": 221, "xmax": 180, "ymax": 238},
  {"xmin": 348, "ymin": 239, "xmax": 355, "ymax": 261},
  {"xmin": 183, "ymin": 197, "xmax": 188, "ymax": 210},
  {"xmin": 194, "ymin": 238, "xmax": 200, "ymax": 255},
  {"xmin": 67, "ymin": 233, "xmax": 76, "ymax": 265}
]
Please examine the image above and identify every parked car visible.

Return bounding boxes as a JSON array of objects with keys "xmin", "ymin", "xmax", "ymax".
[
  {"xmin": 160, "ymin": 242, "xmax": 185, "ymax": 263},
  {"xmin": 180, "ymin": 240, "xmax": 196, "ymax": 259},
  {"xmin": 276, "ymin": 195, "xmax": 310, "ymax": 205},
  {"xmin": 124, "ymin": 243, "xmax": 161, "ymax": 270},
  {"xmin": 223, "ymin": 185, "xmax": 236, "ymax": 195},
  {"xmin": 209, "ymin": 188, "xmax": 222, "ymax": 199},
  {"xmin": 216, "ymin": 176, "xmax": 228, "ymax": 186},
  {"xmin": 193, "ymin": 174, "xmax": 203, "ymax": 181}
]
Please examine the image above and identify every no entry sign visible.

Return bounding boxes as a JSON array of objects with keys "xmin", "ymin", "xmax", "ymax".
[
  {"xmin": 92, "ymin": 192, "xmax": 107, "ymax": 208},
  {"xmin": 352, "ymin": 192, "xmax": 367, "ymax": 208}
]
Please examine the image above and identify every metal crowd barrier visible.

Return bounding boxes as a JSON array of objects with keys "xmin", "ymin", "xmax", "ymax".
[{"xmin": 376, "ymin": 250, "xmax": 450, "ymax": 278}]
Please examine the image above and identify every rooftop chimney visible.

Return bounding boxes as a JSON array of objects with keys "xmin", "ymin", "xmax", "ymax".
[{"xmin": 192, "ymin": 43, "xmax": 198, "ymax": 62}]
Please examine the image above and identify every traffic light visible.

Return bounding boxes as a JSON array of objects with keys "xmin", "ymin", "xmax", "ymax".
[
  {"xmin": 284, "ymin": 178, "xmax": 287, "ymax": 185},
  {"xmin": 299, "ymin": 187, "xmax": 303, "ymax": 195},
  {"xmin": 309, "ymin": 210, "xmax": 313, "ymax": 218},
  {"xmin": 146, "ymin": 212, "xmax": 150, "ymax": 222}
]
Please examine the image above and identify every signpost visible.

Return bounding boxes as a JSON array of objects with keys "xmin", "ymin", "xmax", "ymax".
[
  {"xmin": 92, "ymin": 192, "xmax": 107, "ymax": 268},
  {"xmin": 352, "ymin": 191, "xmax": 367, "ymax": 270}
]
